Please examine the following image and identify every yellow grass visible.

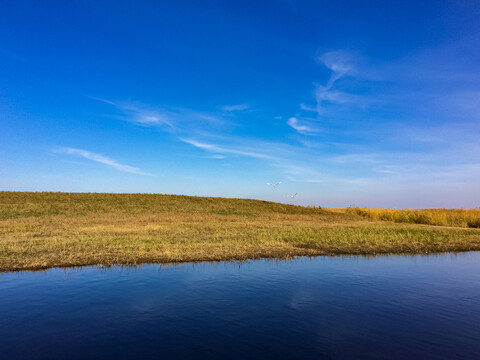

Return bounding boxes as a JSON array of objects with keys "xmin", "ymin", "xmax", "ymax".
[
  {"xmin": 344, "ymin": 207, "xmax": 480, "ymax": 228},
  {"xmin": 1, "ymin": 192, "xmax": 480, "ymax": 272}
]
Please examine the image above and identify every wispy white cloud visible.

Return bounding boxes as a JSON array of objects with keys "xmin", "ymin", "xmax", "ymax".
[
  {"xmin": 181, "ymin": 138, "xmax": 275, "ymax": 160},
  {"xmin": 372, "ymin": 165, "xmax": 396, "ymax": 174},
  {"xmin": 90, "ymin": 97, "xmax": 228, "ymax": 132},
  {"xmin": 288, "ymin": 50, "xmax": 362, "ymax": 133},
  {"xmin": 89, "ymin": 96, "xmax": 118, "ymax": 107},
  {"xmin": 287, "ymin": 117, "xmax": 314, "ymax": 134},
  {"xmin": 55, "ymin": 147, "xmax": 149, "ymax": 175},
  {"xmin": 180, "ymin": 139, "xmax": 219, "ymax": 152},
  {"xmin": 330, "ymin": 153, "xmax": 382, "ymax": 164},
  {"xmin": 220, "ymin": 104, "xmax": 250, "ymax": 112},
  {"xmin": 315, "ymin": 88, "xmax": 358, "ymax": 104},
  {"xmin": 299, "ymin": 103, "xmax": 316, "ymax": 112},
  {"xmin": 314, "ymin": 50, "xmax": 358, "ymax": 116},
  {"xmin": 317, "ymin": 50, "xmax": 353, "ymax": 84},
  {"xmin": 91, "ymin": 97, "xmax": 175, "ymax": 128},
  {"xmin": 132, "ymin": 113, "xmax": 173, "ymax": 126}
]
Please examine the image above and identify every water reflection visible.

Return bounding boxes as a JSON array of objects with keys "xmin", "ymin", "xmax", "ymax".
[{"xmin": 1, "ymin": 253, "xmax": 480, "ymax": 359}]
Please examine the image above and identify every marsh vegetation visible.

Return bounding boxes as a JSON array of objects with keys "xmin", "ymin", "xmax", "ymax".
[
  {"xmin": 345, "ymin": 206, "xmax": 480, "ymax": 228},
  {"xmin": 1, "ymin": 192, "xmax": 480, "ymax": 271}
]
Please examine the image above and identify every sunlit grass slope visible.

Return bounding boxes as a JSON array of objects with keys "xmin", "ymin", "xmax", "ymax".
[
  {"xmin": 1, "ymin": 192, "xmax": 480, "ymax": 271},
  {"xmin": 344, "ymin": 207, "xmax": 480, "ymax": 228}
]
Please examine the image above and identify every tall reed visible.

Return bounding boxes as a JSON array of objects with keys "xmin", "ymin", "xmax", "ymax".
[{"xmin": 345, "ymin": 207, "xmax": 480, "ymax": 228}]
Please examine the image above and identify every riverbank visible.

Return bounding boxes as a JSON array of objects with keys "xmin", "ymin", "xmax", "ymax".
[{"xmin": 1, "ymin": 192, "xmax": 480, "ymax": 271}]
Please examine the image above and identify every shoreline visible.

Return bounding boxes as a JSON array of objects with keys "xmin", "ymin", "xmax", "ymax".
[{"xmin": 3, "ymin": 248, "xmax": 480, "ymax": 273}]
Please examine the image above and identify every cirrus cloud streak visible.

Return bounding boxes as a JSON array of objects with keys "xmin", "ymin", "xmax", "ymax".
[{"xmin": 54, "ymin": 147, "xmax": 149, "ymax": 175}]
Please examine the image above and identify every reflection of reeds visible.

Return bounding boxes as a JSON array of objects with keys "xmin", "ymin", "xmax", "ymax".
[
  {"xmin": 345, "ymin": 207, "xmax": 480, "ymax": 228},
  {"xmin": 1, "ymin": 192, "xmax": 480, "ymax": 272}
]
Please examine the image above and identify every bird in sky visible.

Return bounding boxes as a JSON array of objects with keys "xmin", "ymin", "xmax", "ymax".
[
  {"xmin": 266, "ymin": 182, "xmax": 282, "ymax": 188},
  {"xmin": 288, "ymin": 193, "xmax": 298, "ymax": 198}
]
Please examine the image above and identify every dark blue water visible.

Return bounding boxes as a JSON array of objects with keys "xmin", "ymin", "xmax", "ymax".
[{"xmin": 1, "ymin": 253, "xmax": 480, "ymax": 360}]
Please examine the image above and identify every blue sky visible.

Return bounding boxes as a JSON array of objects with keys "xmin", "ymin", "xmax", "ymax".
[{"xmin": 1, "ymin": 0, "xmax": 479, "ymax": 207}]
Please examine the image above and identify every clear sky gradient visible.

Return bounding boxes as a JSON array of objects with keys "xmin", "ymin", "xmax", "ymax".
[{"xmin": 1, "ymin": 0, "xmax": 479, "ymax": 207}]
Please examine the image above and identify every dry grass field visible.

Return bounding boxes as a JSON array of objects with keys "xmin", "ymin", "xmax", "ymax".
[
  {"xmin": 344, "ymin": 207, "xmax": 480, "ymax": 228},
  {"xmin": 1, "ymin": 192, "xmax": 480, "ymax": 272}
]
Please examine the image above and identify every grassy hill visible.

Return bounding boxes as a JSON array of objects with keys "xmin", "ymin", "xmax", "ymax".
[{"xmin": 1, "ymin": 192, "xmax": 480, "ymax": 271}]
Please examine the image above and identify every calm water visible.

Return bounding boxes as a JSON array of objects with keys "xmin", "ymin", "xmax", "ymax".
[{"xmin": 1, "ymin": 253, "xmax": 480, "ymax": 360}]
